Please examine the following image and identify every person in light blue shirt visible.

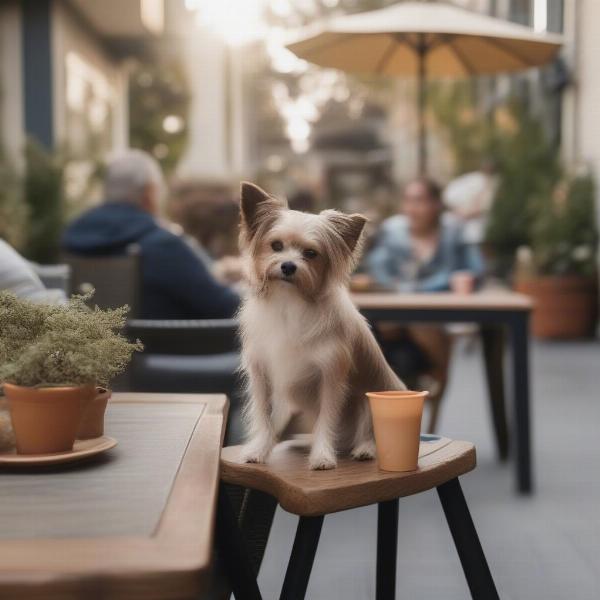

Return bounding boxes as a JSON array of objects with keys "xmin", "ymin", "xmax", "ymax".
[
  {"xmin": 367, "ymin": 178, "xmax": 484, "ymax": 292},
  {"xmin": 365, "ymin": 178, "xmax": 485, "ymax": 392}
]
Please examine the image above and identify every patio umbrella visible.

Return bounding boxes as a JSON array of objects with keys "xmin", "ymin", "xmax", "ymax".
[{"xmin": 286, "ymin": 1, "xmax": 563, "ymax": 173}]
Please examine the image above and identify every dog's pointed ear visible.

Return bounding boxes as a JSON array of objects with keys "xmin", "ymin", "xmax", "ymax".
[
  {"xmin": 240, "ymin": 182, "xmax": 269, "ymax": 226},
  {"xmin": 240, "ymin": 182, "xmax": 285, "ymax": 238},
  {"xmin": 322, "ymin": 210, "xmax": 368, "ymax": 253}
]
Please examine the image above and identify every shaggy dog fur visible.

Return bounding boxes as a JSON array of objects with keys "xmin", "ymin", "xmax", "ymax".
[{"xmin": 238, "ymin": 182, "xmax": 405, "ymax": 470}]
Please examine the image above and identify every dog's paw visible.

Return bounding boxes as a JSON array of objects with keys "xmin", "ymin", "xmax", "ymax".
[
  {"xmin": 243, "ymin": 453, "xmax": 267, "ymax": 464},
  {"xmin": 241, "ymin": 442, "xmax": 272, "ymax": 464},
  {"xmin": 351, "ymin": 441, "xmax": 376, "ymax": 461},
  {"xmin": 309, "ymin": 451, "xmax": 337, "ymax": 470}
]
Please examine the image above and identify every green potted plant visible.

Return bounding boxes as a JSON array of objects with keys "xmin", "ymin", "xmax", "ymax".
[
  {"xmin": 22, "ymin": 140, "xmax": 65, "ymax": 264},
  {"xmin": 0, "ymin": 292, "xmax": 142, "ymax": 454},
  {"xmin": 514, "ymin": 171, "xmax": 599, "ymax": 338},
  {"xmin": 481, "ymin": 103, "xmax": 561, "ymax": 277}
]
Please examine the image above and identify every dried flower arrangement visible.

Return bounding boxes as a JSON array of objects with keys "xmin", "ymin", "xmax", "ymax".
[{"xmin": 0, "ymin": 292, "xmax": 141, "ymax": 388}]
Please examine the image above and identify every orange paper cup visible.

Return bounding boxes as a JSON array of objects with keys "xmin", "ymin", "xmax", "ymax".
[
  {"xmin": 450, "ymin": 271, "xmax": 475, "ymax": 294},
  {"xmin": 367, "ymin": 390, "xmax": 428, "ymax": 472}
]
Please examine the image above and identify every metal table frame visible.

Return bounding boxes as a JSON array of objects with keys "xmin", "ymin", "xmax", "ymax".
[{"xmin": 359, "ymin": 305, "xmax": 532, "ymax": 494}]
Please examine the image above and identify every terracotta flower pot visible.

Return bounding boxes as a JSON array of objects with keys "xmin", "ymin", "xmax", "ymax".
[
  {"xmin": 3, "ymin": 383, "xmax": 95, "ymax": 455},
  {"xmin": 367, "ymin": 390, "xmax": 428, "ymax": 472},
  {"xmin": 77, "ymin": 387, "xmax": 112, "ymax": 440},
  {"xmin": 515, "ymin": 275, "xmax": 598, "ymax": 339}
]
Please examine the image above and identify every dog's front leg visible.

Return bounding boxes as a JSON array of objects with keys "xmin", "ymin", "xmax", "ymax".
[
  {"xmin": 309, "ymin": 368, "xmax": 347, "ymax": 470},
  {"xmin": 242, "ymin": 364, "xmax": 276, "ymax": 463},
  {"xmin": 350, "ymin": 401, "xmax": 376, "ymax": 460}
]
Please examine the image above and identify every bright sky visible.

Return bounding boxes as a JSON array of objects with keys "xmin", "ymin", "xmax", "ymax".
[
  {"xmin": 184, "ymin": 0, "xmax": 268, "ymax": 45},
  {"xmin": 184, "ymin": 0, "xmax": 346, "ymax": 153}
]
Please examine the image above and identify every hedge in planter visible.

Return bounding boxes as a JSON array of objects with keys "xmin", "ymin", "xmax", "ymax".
[{"xmin": 515, "ymin": 172, "xmax": 599, "ymax": 339}]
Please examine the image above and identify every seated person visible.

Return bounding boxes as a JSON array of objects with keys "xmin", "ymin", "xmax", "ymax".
[
  {"xmin": 366, "ymin": 178, "xmax": 485, "ymax": 427},
  {"xmin": 0, "ymin": 239, "xmax": 65, "ymax": 304},
  {"xmin": 168, "ymin": 180, "xmax": 245, "ymax": 285},
  {"xmin": 367, "ymin": 177, "xmax": 484, "ymax": 291},
  {"xmin": 443, "ymin": 159, "xmax": 498, "ymax": 248},
  {"xmin": 63, "ymin": 150, "xmax": 239, "ymax": 319}
]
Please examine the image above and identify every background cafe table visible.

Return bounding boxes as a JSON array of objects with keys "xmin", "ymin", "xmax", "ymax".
[
  {"xmin": 0, "ymin": 393, "xmax": 228, "ymax": 600},
  {"xmin": 353, "ymin": 291, "xmax": 534, "ymax": 494}
]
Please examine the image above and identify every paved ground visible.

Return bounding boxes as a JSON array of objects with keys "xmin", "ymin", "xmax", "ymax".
[{"xmin": 257, "ymin": 340, "xmax": 600, "ymax": 599}]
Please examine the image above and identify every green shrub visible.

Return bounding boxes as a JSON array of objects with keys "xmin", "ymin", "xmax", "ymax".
[
  {"xmin": 0, "ymin": 153, "xmax": 28, "ymax": 251},
  {"xmin": 0, "ymin": 293, "xmax": 142, "ymax": 388},
  {"xmin": 22, "ymin": 140, "xmax": 65, "ymax": 263},
  {"xmin": 431, "ymin": 87, "xmax": 565, "ymax": 276},
  {"xmin": 484, "ymin": 104, "xmax": 561, "ymax": 275},
  {"xmin": 529, "ymin": 172, "xmax": 598, "ymax": 277}
]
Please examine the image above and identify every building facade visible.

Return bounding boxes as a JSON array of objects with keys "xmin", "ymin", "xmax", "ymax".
[
  {"xmin": 562, "ymin": 1, "xmax": 600, "ymax": 172},
  {"xmin": 0, "ymin": 0, "xmax": 163, "ymax": 165}
]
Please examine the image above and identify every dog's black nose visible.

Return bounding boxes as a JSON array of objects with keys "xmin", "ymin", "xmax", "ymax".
[{"xmin": 281, "ymin": 261, "xmax": 297, "ymax": 277}]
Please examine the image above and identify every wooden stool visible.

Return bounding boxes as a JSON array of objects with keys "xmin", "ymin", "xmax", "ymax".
[{"xmin": 217, "ymin": 435, "xmax": 499, "ymax": 600}]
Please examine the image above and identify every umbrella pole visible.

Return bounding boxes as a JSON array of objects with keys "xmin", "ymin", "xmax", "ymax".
[{"xmin": 417, "ymin": 39, "xmax": 427, "ymax": 175}]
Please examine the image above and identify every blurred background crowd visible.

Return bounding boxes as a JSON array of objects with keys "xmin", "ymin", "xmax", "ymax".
[{"xmin": 1, "ymin": 1, "xmax": 598, "ymax": 333}]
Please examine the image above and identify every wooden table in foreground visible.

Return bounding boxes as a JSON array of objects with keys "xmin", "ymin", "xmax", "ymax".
[
  {"xmin": 353, "ymin": 291, "xmax": 534, "ymax": 494},
  {"xmin": 0, "ymin": 393, "xmax": 228, "ymax": 600}
]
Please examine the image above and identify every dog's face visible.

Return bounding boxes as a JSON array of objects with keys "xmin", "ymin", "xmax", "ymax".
[{"xmin": 239, "ymin": 183, "xmax": 367, "ymax": 300}]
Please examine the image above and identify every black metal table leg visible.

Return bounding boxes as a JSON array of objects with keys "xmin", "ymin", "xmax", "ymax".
[
  {"xmin": 510, "ymin": 312, "xmax": 533, "ymax": 493},
  {"xmin": 437, "ymin": 478, "xmax": 500, "ymax": 600},
  {"xmin": 481, "ymin": 325, "xmax": 509, "ymax": 461},
  {"xmin": 237, "ymin": 487, "xmax": 278, "ymax": 576},
  {"xmin": 376, "ymin": 499, "xmax": 399, "ymax": 600},
  {"xmin": 215, "ymin": 485, "xmax": 263, "ymax": 600},
  {"xmin": 279, "ymin": 515, "xmax": 324, "ymax": 600}
]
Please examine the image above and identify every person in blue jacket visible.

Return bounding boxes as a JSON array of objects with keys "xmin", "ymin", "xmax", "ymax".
[
  {"xmin": 367, "ymin": 177, "xmax": 484, "ymax": 291},
  {"xmin": 63, "ymin": 150, "xmax": 239, "ymax": 319}
]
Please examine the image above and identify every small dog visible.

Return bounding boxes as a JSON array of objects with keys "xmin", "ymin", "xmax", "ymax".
[{"xmin": 238, "ymin": 182, "xmax": 406, "ymax": 470}]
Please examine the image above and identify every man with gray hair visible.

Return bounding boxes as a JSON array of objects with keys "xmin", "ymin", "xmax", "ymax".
[
  {"xmin": 103, "ymin": 148, "xmax": 166, "ymax": 214},
  {"xmin": 63, "ymin": 149, "xmax": 239, "ymax": 318}
]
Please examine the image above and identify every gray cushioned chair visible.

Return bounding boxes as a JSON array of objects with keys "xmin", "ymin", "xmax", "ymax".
[{"xmin": 63, "ymin": 244, "xmax": 141, "ymax": 316}]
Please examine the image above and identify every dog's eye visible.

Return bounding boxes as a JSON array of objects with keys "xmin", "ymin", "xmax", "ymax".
[
  {"xmin": 303, "ymin": 249, "xmax": 318, "ymax": 260},
  {"xmin": 271, "ymin": 240, "xmax": 283, "ymax": 252}
]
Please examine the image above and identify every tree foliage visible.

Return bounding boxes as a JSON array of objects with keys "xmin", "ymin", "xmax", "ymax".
[
  {"xmin": 484, "ymin": 101, "xmax": 562, "ymax": 274},
  {"xmin": 431, "ymin": 83, "xmax": 564, "ymax": 275},
  {"xmin": 129, "ymin": 59, "xmax": 190, "ymax": 175}
]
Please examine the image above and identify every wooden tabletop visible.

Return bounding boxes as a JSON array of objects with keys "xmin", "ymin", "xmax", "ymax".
[
  {"xmin": 221, "ymin": 435, "xmax": 476, "ymax": 517},
  {"xmin": 0, "ymin": 393, "xmax": 228, "ymax": 600},
  {"xmin": 352, "ymin": 291, "xmax": 532, "ymax": 312}
]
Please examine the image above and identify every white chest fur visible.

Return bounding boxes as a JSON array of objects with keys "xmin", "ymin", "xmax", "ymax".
[
  {"xmin": 243, "ymin": 289, "xmax": 314, "ymax": 370},
  {"xmin": 241, "ymin": 287, "xmax": 342, "ymax": 403}
]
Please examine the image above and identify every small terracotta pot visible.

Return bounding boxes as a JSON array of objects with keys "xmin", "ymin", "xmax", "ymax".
[
  {"xmin": 77, "ymin": 387, "xmax": 112, "ymax": 440},
  {"xmin": 367, "ymin": 390, "xmax": 429, "ymax": 472},
  {"xmin": 3, "ymin": 383, "xmax": 95, "ymax": 455}
]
